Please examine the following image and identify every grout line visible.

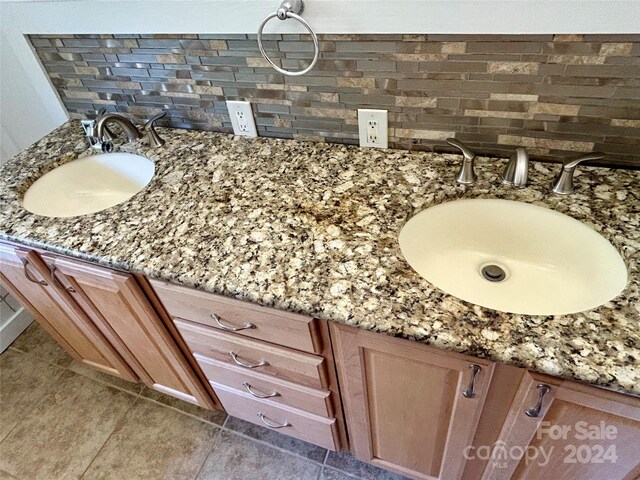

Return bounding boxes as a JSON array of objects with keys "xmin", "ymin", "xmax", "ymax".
[
  {"xmin": 6, "ymin": 338, "xmax": 344, "ymax": 476},
  {"xmin": 192, "ymin": 423, "xmax": 224, "ymax": 480},
  {"xmin": 323, "ymin": 448, "xmax": 330, "ymax": 464},
  {"xmin": 77, "ymin": 395, "xmax": 141, "ymax": 479},
  {"xmin": 133, "ymin": 395, "xmax": 225, "ymax": 428},
  {"xmin": 322, "ymin": 466, "xmax": 363, "ymax": 479}
]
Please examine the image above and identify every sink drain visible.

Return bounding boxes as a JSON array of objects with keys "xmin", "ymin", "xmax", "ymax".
[{"xmin": 481, "ymin": 264, "xmax": 506, "ymax": 282}]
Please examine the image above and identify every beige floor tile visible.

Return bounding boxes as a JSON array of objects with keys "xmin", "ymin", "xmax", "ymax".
[
  {"xmin": 0, "ymin": 349, "xmax": 65, "ymax": 441},
  {"xmin": 0, "ymin": 370, "xmax": 136, "ymax": 479},
  {"xmin": 82, "ymin": 399, "xmax": 219, "ymax": 480},
  {"xmin": 325, "ymin": 451, "xmax": 408, "ymax": 480},
  {"xmin": 0, "ymin": 469, "xmax": 20, "ymax": 480},
  {"xmin": 196, "ymin": 429, "xmax": 322, "ymax": 480},
  {"xmin": 9, "ymin": 322, "xmax": 74, "ymax": 367},
  {"xmin": 139, "ymin": 386, "xmax": 226, "ymax": 426},
  {"xmin": 68, "ymin": 360, "xmax": 144, "ymax": 395}
]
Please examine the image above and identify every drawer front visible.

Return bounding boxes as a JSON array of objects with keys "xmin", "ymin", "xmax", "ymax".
[
  {"xmin": 196, "ymin": 354, "xmax": 333, "ymax": 417},
  {"xmin": 213, "ymin": 383, "xmax": 339, "ymax": 451},
  {"xmin": 151, "ymin": 279, "xmax": 320, "ymax": 353},
  {"xmin": 175, "ymin": 318, "xmax": 327, "ymax": 389}
]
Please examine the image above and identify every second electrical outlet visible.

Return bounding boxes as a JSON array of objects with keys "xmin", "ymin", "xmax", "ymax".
[
  {"xmin": 227, "ymin": 100, "xmax": 258, "ymax": 137},
  {"xmin": 358, "ymin": 109, "xmax": 388, "ymax": 148}
]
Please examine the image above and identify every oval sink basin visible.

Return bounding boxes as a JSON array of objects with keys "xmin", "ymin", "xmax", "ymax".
[
  {"xmin": 23, "ymin": 153, "xmax": 154, "ymax": 218},
  {"xmin": 399, "ymin": 199, "xmax": 627, "ymax": 315}
]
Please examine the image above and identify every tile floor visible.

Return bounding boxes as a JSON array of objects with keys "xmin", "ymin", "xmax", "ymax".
[{"xmin": 0, "ymin": 322, "xmax": 408, "ymax": 480}]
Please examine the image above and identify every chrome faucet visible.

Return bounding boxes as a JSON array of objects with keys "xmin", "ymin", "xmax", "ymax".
[
  {"xmin": 446, "ymin": 138, "xmax": 477, "ymax": 185},
  {"xmin": 96, "ymin": 113, "xmax": 143, "ymax": 144},
  {"xmin": 502, "ymin": 147, "xmax": 529, "ymax": 188},
  {"xmin": 80, "ymin": 109, "xmax": 116, "ymax": 150},
  {"xmin": 550, "ymin": 152, "xmax": 605, "ymax": 195}
]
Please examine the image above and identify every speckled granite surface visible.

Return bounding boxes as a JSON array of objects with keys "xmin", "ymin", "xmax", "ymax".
[{"xmin": 1, "ymin": 122, "xmax": 638, "ymax": 395}]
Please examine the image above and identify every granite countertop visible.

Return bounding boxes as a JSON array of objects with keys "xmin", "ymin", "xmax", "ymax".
[{"xmin": 1, "ymin": 121, "xmax": 638, "ymax": 395}]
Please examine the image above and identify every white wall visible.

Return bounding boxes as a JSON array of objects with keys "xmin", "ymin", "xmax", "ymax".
[
  {"xmin": 0, "ymin": 30, "xmax": 67, "ymax": 162},
  {"xmin": 1, "ymin": 0, "xmax": 639, "ymax": 163}
]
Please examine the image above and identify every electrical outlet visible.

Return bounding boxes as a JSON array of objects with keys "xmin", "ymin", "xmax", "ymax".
[
  {"xmin": 227, "ymin": 100, "xmax": 258, "ymax": 137},
  {"xmin": 358, "ymin": 109, "xmax": 388, "ymax": 148}
]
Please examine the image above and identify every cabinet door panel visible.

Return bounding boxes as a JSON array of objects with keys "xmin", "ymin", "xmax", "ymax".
[
  {"xmin": 43, "ymin": 254, "xmax": 215, "ymax": 409},
  {"xmin": 330, "ymin": 323, "xmax": 494, "ymax": 480},
  {"xmin": 0, "ymin": 244, "xmax": 136, "ymax": 381},
  {"xmin": 482, "ymin": 371, "xmax": 640, "ymax": 480}
]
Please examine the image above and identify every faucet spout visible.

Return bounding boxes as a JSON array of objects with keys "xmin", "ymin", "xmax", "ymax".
[
  {"xmin": 502, "ymin": 147, "xmax": 529, "ymax": 188},
  {"xmin": 96, "ymin": 114, "xmax": 143, "ymax": 143}
]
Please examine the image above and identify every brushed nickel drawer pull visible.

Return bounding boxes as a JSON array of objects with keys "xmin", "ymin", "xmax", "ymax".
[
  {"xmin": 49, "ymin": 265, "xmax": 76, "ymax": 293},
  {"xmin": 229, "ymin": 351, "xmax": 269, "ymax": 369},
  {"xmin": 22, "ymin": 259, "xmax": 47, "ymax": 285},
  {"xmin": 525, "ymin": 384, "xmax": 552, "ymax": 418},
  {"xmin": 243, "ymin": 382, "xmax": 280, "ymax": 399},
  {"xmin": 257, "ymin": 413, "xmax": 290, "ymax": 429},
  {"xmin": 462, "ymin": 364, "xmax": 482, "ymax": 398},
  {"xmin": 211, "ymin": 313, "xmax": 255, "ymax": 332}
]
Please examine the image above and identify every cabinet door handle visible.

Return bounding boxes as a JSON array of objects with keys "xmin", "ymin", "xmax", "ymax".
[
  {"xmin": 22, "ymin": 259, "xmax": 47, "ymax": 285},
  {"xmin": 229, "ymin": 351, "xmax": 269, "ymax": 369},
  {"xmin": 257, "ymin": 413, "xmax": 290, "ymax": 429},
  {"xmin": 243, "ymin": 382, "xmax": 280, "ymax": 399},
  {"xmin": 525, "ymin": 384, "xmax": 551, "ymax": 418},
  {"xmin": 211, "ymin": 313, "xmax": 255, "ymax": 332},
  {"xmin": 49, "ymin": 265, "xmax": 76, "ymax": 292},
  {"xmin": 462, "ymin": 364, "xmax": 482, "ymax": 398}
]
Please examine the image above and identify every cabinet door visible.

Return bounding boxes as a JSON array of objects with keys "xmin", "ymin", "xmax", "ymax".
[
  {"xmin": 0, "ymin": 243, "xmax": 137, "ymax": 381},
  {"xmin": 42, "ymin": 253, "xmax": 215, "ymax": 409},
  {"xmin": 330, "ymin": 323, "xmax": 494, "ymax": 480},
  {"xmin": 481, "ymin": 371, "xmax": 640, "ymax": 480}
]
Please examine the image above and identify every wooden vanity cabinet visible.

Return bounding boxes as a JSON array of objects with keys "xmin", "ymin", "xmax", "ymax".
[
  {"xmin": 40, "ymin": 253, "xmax": 215, "ymax": 408},
  {"xmin": 330, "ymin": 323, "xmax": 495, "ymax": 480},
  {"xmin": 0, "ymin": 243, "xmax": 137, "ymax": 381},
  {"xmin": 0, "ymin": 241, "xmax": 216, "ymax": 409},
  {"xmin": 481, "ymin": 371, "xmax": 640, "ymax": 480},
  {"xmin": 151, "ymin": 278, "xmax": 348, "ymax": 451}
]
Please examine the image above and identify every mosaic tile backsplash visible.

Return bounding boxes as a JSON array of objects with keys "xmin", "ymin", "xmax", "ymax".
[{"xmin": 30, "ymin": 34, "xmax": 640, "ymax": 167}]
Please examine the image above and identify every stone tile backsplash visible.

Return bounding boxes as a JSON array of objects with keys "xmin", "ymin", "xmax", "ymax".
[{"xmin": 30, "ymin": 34, "xmax": 640, "ymax": 167}]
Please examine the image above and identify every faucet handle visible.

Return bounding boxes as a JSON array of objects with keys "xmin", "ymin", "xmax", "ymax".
[
  {"xmin": 144, "ymin": 112, "xmax": 166, "ymax": 148},
  {"xmin": 446, "ymin": 138, "xmax": 477, "ymax": 185},
  {"xmin": 502, "ymin": 147, "xmax": 529, "ymax": 188},
  {"xmin": 550, "ymin": 152, "xmax": 605, "ymax": 195}
]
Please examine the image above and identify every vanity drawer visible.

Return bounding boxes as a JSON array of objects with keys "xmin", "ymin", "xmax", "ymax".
[
  {"xmin": 196, "ymin": 354, "xmax": 333, "ymax": 417},
  {"xmin": 150, "ymin": 279, "xmax": 321, "ymax": 354},
  {"xmin": 174, "ymin": 318, "xmax": 328, "ymax": 389},
  {"xmin": 213, "ymin": 382, "xmax": 340, "ymax": 451}
]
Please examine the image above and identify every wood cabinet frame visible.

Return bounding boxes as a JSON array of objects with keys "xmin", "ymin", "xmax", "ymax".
[
  {"xmin": 330, "ymin": 322, "xmax": 495, "ymax": 480},
  {"xmin": 0, "ymin": 240, "xmax": 218, "ymax": 410},
  {"xmin": 481, "ymin": 371, "xmax": 640, "ymax": 480},
  {"xmin": 0, "ymin": 243, "xmax": 137, "ymax": 381}
]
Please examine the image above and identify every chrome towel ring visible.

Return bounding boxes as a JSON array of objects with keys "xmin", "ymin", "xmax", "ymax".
[{"xmin": 257, "ymin": 0, "xmax": 319, "ymax": 76}]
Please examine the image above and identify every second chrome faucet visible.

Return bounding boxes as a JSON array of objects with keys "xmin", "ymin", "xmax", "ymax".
[
  {"xmin": 502, "ymin": 147, "xmax": 529, "ymax": 188},
  {"xmin": 447, "ymin": 138, "xmax": 529, "ymax": 188},
  {"xmin": 445, "ymin": 138, "xmax": 605, "ymax": 194}
]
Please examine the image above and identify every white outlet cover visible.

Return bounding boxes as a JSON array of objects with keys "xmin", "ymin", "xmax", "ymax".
[
  {"xmin": 358, "ymin": 109, "xmax": 388, "ymax": 148},
  {"xmin": 227, "ymin": 100, "xmax": 258, "ymax": 137}
]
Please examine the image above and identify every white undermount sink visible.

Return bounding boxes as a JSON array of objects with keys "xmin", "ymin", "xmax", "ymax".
[
  {"xmin": 398, "ymin": 199, "xmax": 627, "ymax": 315},
  {"xmin": 23, "ymin": 153, "xmax": 154, "ymax": 218}
]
